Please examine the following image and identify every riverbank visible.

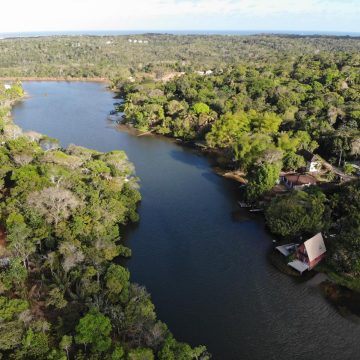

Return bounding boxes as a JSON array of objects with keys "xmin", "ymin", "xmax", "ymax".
[
  {"xmin": 0, "ymin": 76, "xmax": 109, "ymax": 83},
  {"xmin": 12, "ymin": 80, "xmax": 360, "ymax": 360},
  {"xmin": 114, "ymin": 123, "xmax": 250, "ymax": 185},
  {"xmin": 2, "ymin": 82, "xmax": 211, "ymax": 359},
  {"xmin": 116, "ymin": 118, "xmax": 360, "ymax": 322}
]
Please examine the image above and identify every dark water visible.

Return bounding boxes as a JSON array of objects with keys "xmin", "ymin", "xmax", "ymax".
[{"xmin": 12, "ymin": 82, "xmax": 360, "ymax": 360}]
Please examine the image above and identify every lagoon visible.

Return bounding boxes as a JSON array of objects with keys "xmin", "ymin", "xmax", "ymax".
[{"xmin": 12, "ymin": 81, "xmax": 360, "ymax": 360}]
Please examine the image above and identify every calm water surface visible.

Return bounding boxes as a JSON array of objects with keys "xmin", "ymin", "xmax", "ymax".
[{"xmin": 12, "ymin": 82, "xmax": 360, "ymax": 360}]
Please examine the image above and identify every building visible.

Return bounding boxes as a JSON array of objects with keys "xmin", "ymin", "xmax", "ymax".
[
  {"xmin": 281, "ymin": 173, "xmax": 317, "ymax": 190},
  {"xmin": 288, "ymin": 233, "xmax": 326, "ymax": 273},
  {"xmin": 298, "ymin": 150, "xmax": 323, "ymax": 173},
  {"xmin": 195, "ymin": 70, "xmax": 214, "ymax": 76},
  {"xmin": 275, "ymin": 243, "xmax": 298, "ymax": 256}
]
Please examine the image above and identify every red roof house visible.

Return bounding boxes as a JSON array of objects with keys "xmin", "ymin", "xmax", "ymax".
[
  {"xmin": 282, "ymin": 173, "xmax": 317, "ymax": 190},
  {"xmin": 288, "ymin": 233, "xmax": 326, "ymax": 273}
]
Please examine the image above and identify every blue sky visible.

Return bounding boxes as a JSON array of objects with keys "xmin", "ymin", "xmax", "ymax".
[{"xmin": 1, "ymin": 0, "xmax": 359, "ymax": 33}]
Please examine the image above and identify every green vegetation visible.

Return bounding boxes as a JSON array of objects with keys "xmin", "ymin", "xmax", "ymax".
[
  {"xmin": 245, "ymin": 163, "xmax": 282, "ymax": 201},
  {"xmin": 0, "ymin": 84, "xmax": 209, "ymax": 359},
  {"xmin": 0, "ymin": 33, "xmax": 360, "ymax": 347},
  {"xmin": 265, "ymin": 189, "xmax": 327, "ymax": 237},
  {"xmin": 0, "ymin": 82, "xmax": 24, "ymax": 101},
  {"xmin": 327, "ymin": 182, "xmax": 360, "ymax": 277},
  {"xmin": 115, "ymin": 50, "xmax": 359, "ymax": 199},
  {"xmin": 1, "ymin": 36, "xmax": 359, "ymax": 201},
  {"xmin": 265, "ymin": 180, "xmax": 360, "ymax": 291},
  {"xmin": 1, "ymin": 34, "xmax": 360, "ymax": 79}
]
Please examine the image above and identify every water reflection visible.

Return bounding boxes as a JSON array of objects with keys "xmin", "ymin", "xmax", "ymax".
[{"xmin": 12, "ymin": 81, "xmax": 360, "ymax": 360}]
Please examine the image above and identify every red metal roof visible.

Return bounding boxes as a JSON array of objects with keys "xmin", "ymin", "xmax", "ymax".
[{"xmin": 284, "ymin": 173, "xmax": 317, "ymax": 186}]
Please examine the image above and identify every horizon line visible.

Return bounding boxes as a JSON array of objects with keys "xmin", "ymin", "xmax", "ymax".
[{"xmin": 1, "ymin": 29, "xmax": 360, "ymax": 34}]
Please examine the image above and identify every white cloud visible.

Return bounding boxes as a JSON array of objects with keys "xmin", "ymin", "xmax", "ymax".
[{"xmin": 0, "ymin": 0, "xmax": 359, "ymax": 32}]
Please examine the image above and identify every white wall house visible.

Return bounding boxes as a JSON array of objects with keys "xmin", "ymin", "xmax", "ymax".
[{"xmin": 298, "ymin": 150, "xmax": 323, "ymax": 173}]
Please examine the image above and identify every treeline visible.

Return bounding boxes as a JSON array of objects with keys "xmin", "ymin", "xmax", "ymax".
[
  {"xmin": 0, "ymin": 34, "xmax": 360, "ymax": 79},
  {"xmin": 116, "ymin": 52, "xmax": 360, "ymax": 199},
  {"xmin": 0, "ymin": 85, "xmax": 209, "ymax": 359}
]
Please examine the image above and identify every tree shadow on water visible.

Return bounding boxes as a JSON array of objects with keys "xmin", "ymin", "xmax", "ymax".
[{"xmin": 169, "ymin": 149, "xmax": 209, "ymax": 170}]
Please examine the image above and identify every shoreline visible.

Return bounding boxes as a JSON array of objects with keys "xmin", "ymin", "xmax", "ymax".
[
  {"xmin": 1, "ymin": 85, "xmax": 204, "ymax": 359},
  {"xmin": 115, "ymin": 123, "xmax": 248, "ymax": 184},
  {"xmin": 0, "ymin": 76, "xmax": 109, "ymax": 83},
  {"xmin": 116, "ymin": 121, "xmax": 360, "ymax": 320},
  {"xmin": 13, "ymin": 82, "xmax": 360, "ymax": 321}
]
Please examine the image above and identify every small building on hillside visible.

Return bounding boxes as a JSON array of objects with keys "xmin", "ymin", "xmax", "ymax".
[
  {"xmin": 298, "ymin": 150, "xmax": 323, "ymax": 173},
  {"xmin": 288, "ymin": 233, "xmax": 326, "ymax": 274},
  {"xmin": 281, "ymin": 173, "xmax": 317, "ymax": 190},
  {"xmin": 195, "ymin": 70, "xmax": 214, "ymax": 76}
]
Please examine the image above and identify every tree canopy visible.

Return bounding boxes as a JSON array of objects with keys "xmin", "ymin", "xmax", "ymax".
[{"xmin": 0, "ymin": 83, "xmax": 209, "ymax": 360}]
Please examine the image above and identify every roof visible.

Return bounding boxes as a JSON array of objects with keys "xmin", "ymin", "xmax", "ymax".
[
  {"xmin": 304, "ymin": 233, "xmax": 326, "ymax": 262},
  {"xmin": 276, "ymin": 243, "xmax": 297, "ymax": 256},
  {"xmin": 284, "ymin": 173, "xmax": 317, "ymax": 186},
  {"xmin": 288, "ymin": 260, "xmax": 309, "ymax": 273}
]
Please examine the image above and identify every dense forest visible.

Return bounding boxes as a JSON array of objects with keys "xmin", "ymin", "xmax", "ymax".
[
  {"xmin": 111, "ymin": 44, "xmax": 360, "ymax": 287},
  {"xmin": 1, "ymin": 33, "xmax": 360, "ymax": 354},
  {"xmin": 0, "ymin": 34, "xmax": 360, "ymax": 79},
  {"xmin": 116, "ymin": 51, "xmax": 360, "ymax": 199},
  {"xmin": 0, "ymin": 83, "xmax": 209, "ymax": 359}
]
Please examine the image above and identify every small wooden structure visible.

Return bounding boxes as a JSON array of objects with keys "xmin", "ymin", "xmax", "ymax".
[
  {"xmin": 276, "ymin": 243, "xmax": 298, "ymax": 257},
  {"xmin": 287, "ymin": 260, "xmax": 310, "ymax": 274},
  {"xmin": 238, "ymin": 201, "xmax": 251, "ymax": 208}
]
